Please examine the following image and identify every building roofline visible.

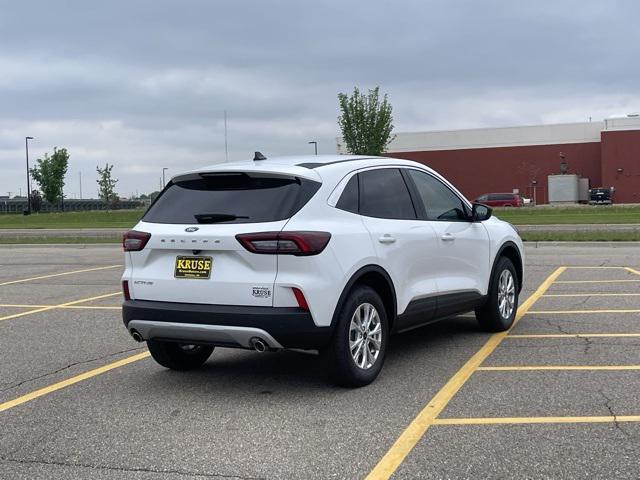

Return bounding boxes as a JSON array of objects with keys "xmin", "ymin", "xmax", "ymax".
[
  {"xmin": 337, "ymin": 116, "xmax": 640, "ymax": 154},
  {"xmin": 391, "ymin": 120, "xmax": 604, "ymax": 137}
]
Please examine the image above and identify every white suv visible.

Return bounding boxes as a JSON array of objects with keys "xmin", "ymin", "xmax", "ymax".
[{"xmin": 122, "ymin": 155, "xmax": 523, "ymax": 387}]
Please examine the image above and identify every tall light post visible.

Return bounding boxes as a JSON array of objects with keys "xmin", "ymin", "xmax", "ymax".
[
  {"xmin": 308, "ymin": 141, "xmax": 318, "ymax": 155},
  {"xmin": 25, "ymin": 136, "xmax": 34, "ymax": 214},
  {"xmin": 162, "ymin": 168, "xmax": 168, "ymax": 188}
]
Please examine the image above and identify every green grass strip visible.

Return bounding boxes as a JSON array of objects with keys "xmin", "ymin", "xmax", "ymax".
[{"xmin": 0, "ymin": 210, "xmax": 143, "ymax": 229}]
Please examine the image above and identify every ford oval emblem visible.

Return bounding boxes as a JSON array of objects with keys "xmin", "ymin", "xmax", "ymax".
[{"xmin": 185, "ymin": 227, "xmax": 199, "ymax": 233}]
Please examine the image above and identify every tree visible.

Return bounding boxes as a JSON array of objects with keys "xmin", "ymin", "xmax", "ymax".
[
  {"xmin": 96, "ymin": 163, "xmax": 119, "ymax": 203},
  {"xmin": 30, "ymin": 147, "xmax": 69, "ymax": 205},
  {"xmin": 30, "ymin": 190, "xmax": 43, "ymax": 213},
  {"xmin": 337, "ymin": 86, "xmax": 395, "ymax": 156}
]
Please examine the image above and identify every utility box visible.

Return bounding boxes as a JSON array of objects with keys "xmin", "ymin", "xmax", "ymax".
[
  {"xmin": 578, "ymin": 177, "xmax": 590, "ymax": 203},
  {"xmin": 548, "ymin": 174, "xmax": 581, "ymax": 203}
]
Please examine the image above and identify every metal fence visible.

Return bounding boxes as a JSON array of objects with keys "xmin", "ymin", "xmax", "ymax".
[{"xmin": 0, "ymin": 198, "xmax": 145, "ymax": 214}]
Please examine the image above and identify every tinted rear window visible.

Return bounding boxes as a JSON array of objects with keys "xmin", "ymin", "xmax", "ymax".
[{"xmin": 143, "ymin": 173, "xmax": 320, "ymax": 224}]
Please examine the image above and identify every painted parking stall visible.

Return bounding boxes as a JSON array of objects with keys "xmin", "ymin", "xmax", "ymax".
[
  {"xmin": 383, "ymin": 264, "xmax": 640, "ymax": 479},
  {"xmin": 1, "ymin": 245, "xmax": 639, "ymax": 479}
]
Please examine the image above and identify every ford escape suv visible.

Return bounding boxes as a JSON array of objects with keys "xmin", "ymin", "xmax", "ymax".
[{"xmin": 122, "ymin": 155, "xmax": 524, "ymax": 387}]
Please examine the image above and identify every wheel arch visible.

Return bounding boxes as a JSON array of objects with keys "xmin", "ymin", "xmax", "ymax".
[
  {"xmin": 331, "ymin": 265, "xmax": 398, "ymax": 330},
  {"xmin": 493, "ymin": 241, "xmax": 523, "ymax": 293}
]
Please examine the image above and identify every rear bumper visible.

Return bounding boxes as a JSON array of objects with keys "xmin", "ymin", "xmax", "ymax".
[{"xmin": 122, "ymin": 300, "xmax": 332, "ymax": 350}]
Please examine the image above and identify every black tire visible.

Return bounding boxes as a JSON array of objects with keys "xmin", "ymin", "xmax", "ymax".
[
  {"xmin": 327, "ymin": 285, "xmax": 389, "ymax": 387},
  {"xmin": 475, "ymin": 256, "xmax": 519, "ymax": 332},
  {"xmin": 147, "ymin": 340, "xmax": 214, "ymax": 370}
]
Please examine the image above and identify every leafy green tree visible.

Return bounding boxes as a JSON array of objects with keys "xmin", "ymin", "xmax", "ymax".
[
  {"xmin": 337, "ymin": 86, "xmax": 395, "ymax": 155},
  {"xmin": 96, "ymin": 163, "xmax": 119, "ymax": 203},
  {"xmin": 30, "ymin": 148, "xmax": 69, "ymax": 205}
]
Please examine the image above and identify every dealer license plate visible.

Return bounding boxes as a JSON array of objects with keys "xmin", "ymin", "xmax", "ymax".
[{"xmin": 174, "ymin": 256, "xmax": 212, "ymax": 279}]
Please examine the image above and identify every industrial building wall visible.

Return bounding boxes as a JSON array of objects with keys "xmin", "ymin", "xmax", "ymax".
[
  {"xmin": 386, "ymin": 142, "xmax": 602, "ymax": 204},
  {"xmin": 601, "ymin": 129, "xmax": 640, "ymax": 204}
]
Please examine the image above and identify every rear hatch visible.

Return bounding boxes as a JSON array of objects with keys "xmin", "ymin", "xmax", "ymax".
[{"xmin": 127, "ymin": 171, "xmax": 320, "ymax": 306}]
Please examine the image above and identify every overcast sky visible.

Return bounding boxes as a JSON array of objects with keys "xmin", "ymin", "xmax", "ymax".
[{"xmin": 1, "ymin": 0, "xmax": 638, "ymax": 198}]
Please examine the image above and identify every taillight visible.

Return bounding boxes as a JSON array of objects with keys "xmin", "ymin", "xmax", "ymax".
[
  {"xmin": 123, "ymin": 230, "xmax": 151, "ymax": 251},
  {"xmin": 235, "ymin": 231, "xmax": 331, "ymax": 256},
  {"xmin": 292, "ymin": 287, "xmax": 309, "ymax": 310},
  {"xmin": 122, "ymin": 280, "xmax": 131, "ymax": 301}
]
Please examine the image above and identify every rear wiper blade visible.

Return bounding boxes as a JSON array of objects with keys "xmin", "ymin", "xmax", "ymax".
[{"xmin": 194, "ymin": 213, "xmax": 249, "ymax": 223}]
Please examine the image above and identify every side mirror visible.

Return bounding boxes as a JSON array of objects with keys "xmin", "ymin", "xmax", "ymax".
[{"xmin": 472, "ymin": 203, "xmax": 492, "ymax": 222}]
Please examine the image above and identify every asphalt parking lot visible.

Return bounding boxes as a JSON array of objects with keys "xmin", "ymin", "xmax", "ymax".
[{"xmin": 1, "ymin": 244, "xmax": 639, "ymax": 479}]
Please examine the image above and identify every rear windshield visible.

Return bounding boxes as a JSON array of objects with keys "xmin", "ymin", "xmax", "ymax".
[{"xmin": 143, "ymin": 173, "xmax": 321, "ymax": 224}]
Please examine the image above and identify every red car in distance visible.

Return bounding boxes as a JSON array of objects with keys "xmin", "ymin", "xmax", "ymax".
[{"xmin": 475, "ymin": 193, "xmax": 524, "ymax": 208}]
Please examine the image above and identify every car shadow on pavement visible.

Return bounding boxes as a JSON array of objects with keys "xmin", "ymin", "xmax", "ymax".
[{"xmin": 144, "ymin": 314, "xmax": 486, "ymax": 391}]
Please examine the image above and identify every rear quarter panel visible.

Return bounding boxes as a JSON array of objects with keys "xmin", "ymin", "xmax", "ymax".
[{"xmin": 275, "ymin": 202, "xmax": 378, "ymax": 328}]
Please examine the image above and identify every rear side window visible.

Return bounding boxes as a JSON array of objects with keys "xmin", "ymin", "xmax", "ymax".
[
  {"xmin": 489, "ymin": 193, "xmax": 513, "ymax": 201},
  {"xmin": 143, "ymin": 173, "xmax": 320, "ymax": 224},
  {"xmin": 359, "ymin": 169, "xmax": 416, "ymax": 220},
  {"xmin": 336, "ymin": 175, "xmax": 359, "ymax": 213}
]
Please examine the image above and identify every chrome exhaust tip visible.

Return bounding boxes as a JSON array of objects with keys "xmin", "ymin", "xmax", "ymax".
[
  {"xmin": 250, "ymin": 337, "xmax": 267, "ymax": 353},
  {"xmin": 130, "ymin": 329, "xmax": 144, "ymax": 343}
]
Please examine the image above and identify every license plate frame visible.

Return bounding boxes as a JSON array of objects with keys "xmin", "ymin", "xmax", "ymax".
[{"xmin": 174, "ymin": 255, "xmax": 212, "ymax": 279}]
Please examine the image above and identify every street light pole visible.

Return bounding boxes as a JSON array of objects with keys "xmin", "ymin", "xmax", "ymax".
[
  {"xmin": 224, "ymin": 110, "xmax": 229, "ymax": 162},
  {"xmin": 308, "ymin": 141, "xmax": 318, "ymax": 155},
  {"xmin": 25, "ymin": 136, "xmax": 34, "ymax": 214},
  {"xmin": 162, "ymin": 168, "xmax": 168, "ymax": 188}
]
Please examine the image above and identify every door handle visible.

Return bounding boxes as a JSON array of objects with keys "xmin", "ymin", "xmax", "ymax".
[
  {"xmin": 378, "ymin": 234, "xmax": 396, "ymax": 244},
  {"xmin": 441, "ymin": 233, "xmax": 455, "ymax": 242}
]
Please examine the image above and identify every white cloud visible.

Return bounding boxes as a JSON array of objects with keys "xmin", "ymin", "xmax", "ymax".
[{"xmin": 1, "ymin": 0, "xmax": 639, "ymax": 198}]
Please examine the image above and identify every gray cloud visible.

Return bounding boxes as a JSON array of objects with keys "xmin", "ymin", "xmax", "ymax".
[{"xmin": 1, "ymin": 0, "xmax": 639, "ymax": 197}]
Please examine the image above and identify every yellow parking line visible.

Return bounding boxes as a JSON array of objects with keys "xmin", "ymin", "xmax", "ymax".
[
  {"xmin": 363, "ymin": 266, "xmax": 566, "ymax": 480},
  {"xmin": 0, "ymin": 352, "xmax": 150, "ymax": 413},
  {"xmin": 565, "ymin": 266, "xmax": 629, "ymax": 269},
  {"xmin": 0, "ymin": 292, "xmax": 120, "ymax": 323},
  {"xmin": 0, "ymin": 303, "xmax": 120, "ymax": 310},
  {"xmin": 625, "ymin": 267, "xmax": 640, "ymax": 276},
  {"xmin": 0, "ymin": 265, "xmax": 121, "ymax": 287},
  {"xmin": 528, "ymin": 309, "xmax": 640, "ymax": 314},
  {"xmin": 478, "ymin": 365, "xmax": 640, "ymax": 371},
  {"xmin": 434, "ymin": 415, "xmax": 640, "ymax": 426},
  {"xmin": 554, "ymin": 279, "xmax": 640, "ymax": 284},
  {"xmin": 507, "ymin": 333, "xmax": 640, "ymax": 338},
  {"xmin": 543, "ymin": 293, "xmax": 640, "ymax": 297}
]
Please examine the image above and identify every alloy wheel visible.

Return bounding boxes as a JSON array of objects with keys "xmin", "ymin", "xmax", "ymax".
[
  {"xmin": 497, "ymin": 269, "xmax": 516, "ymax": 319},
  {"xmin": 349, "ymin": 303, "xmax": 382, "ymax": 370}
]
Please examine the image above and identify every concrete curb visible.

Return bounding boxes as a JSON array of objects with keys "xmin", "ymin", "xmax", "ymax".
[
  {"xmin": 524, "ymin": 241, "xmax": 640, "ymax": 247},
  {"xmin": 0, "ymin": 243, "xmax": 120, "ymax": 248}
]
